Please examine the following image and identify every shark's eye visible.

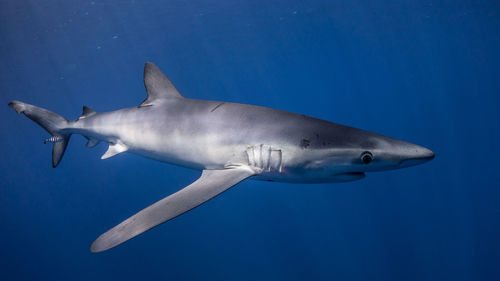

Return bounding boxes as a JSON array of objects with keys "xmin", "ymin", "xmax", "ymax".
[{"xmin": 361, "ymin": 151, "xmax": 373, "ymax": 164}]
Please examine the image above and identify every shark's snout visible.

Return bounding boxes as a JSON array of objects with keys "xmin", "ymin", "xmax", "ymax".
[{"xmin": 399, "ymin": 145, "xmax": 435, "ymax": 168}]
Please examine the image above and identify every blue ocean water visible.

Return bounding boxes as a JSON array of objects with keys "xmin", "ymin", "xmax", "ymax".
[{"xmin": 1, "ymin": 0, "xmax": 499, "ymax": 280}]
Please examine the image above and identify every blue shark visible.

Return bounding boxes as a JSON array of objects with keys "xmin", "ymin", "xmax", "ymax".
[{"xmin": 9, "ymin": 62, "xmax": 434, "ymax": 252}]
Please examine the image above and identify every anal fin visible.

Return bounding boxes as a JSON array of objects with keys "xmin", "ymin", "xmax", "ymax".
[{"xmin": 85, "ymin": 137, "xmax": 99, "ymax": 148}]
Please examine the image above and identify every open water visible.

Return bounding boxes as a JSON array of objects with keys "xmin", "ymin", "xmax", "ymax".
[{"xmin": 1, "ymin": 1, "xmax": 499, "ymax": 280}]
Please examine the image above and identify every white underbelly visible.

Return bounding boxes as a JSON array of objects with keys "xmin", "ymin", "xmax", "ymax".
[
  {"xmin": 94, "ymin": 119, "xmax": 315, "ymax": 182},
  {"xmin": 122, "ymin": 130, "xmax": 244, "ymax": 170}
]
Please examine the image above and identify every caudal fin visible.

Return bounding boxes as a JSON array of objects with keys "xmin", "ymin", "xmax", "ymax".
[{"xmin": 9, "ymin": 101, "xmax": 71, "ymax": 167}]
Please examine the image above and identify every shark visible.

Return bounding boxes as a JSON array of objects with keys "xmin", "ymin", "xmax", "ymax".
[{"xmin": 8, "ymin": 62, "xmax": 434, "ymax": 252}]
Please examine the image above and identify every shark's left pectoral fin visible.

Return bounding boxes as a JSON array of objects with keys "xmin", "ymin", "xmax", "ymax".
[
  {"xmin": 101, "ymin": 143, "xmax": 128, "ymax": 159},
  {"xmin": 90, "ymin": 165, "xmax": 258, "ymax": 253}
]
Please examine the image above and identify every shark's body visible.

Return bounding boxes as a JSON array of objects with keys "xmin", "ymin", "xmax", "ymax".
[{"xmin": 9, "ymin": 63, "xmax": 434, "ymax": 252}]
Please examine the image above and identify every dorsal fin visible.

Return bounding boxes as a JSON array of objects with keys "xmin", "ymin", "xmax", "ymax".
[
  {"xmin": 140, "ymin": 62, "xmax": 183, "ymax": 107},
  {"xmin": 79, "ymin": 106, "xmax": 97, "ymax": 119}
]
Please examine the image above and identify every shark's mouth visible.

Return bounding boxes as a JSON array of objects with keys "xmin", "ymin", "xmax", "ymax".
[{"xmin": 332, "ymin": 172, "xmax": 366, "ymax": 182}]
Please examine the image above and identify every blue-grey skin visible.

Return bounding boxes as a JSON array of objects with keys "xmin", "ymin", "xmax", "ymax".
[
  {"xmin": 8, "ymin": 62, "xmax": 434, "ymax": 252},
  {"xmin": 78, "ymin": 95, "xmax": 432, "ymax": 182}
]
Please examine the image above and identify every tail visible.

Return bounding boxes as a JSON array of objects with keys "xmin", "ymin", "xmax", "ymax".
[{"xmin": 9, "ymin": 101, "xmax": 71, "ymax": 168}]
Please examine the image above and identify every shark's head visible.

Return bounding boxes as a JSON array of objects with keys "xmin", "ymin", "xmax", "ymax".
[
  {"xmin": 352, "ymin": 133, "xmax": 435, "ymax": 172},
  {"xmin": 313, "ymin": 125, "xmax": 435, "ymax": 182}
]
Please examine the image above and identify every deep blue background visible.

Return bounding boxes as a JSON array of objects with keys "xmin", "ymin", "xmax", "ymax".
[{"xmin": 1, "ymin": 0, "xmax": 499, "ymax": 280}]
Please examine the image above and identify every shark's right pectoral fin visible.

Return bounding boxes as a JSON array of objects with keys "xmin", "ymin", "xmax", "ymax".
[{"xmin": 90, "ymin": 165, "xmax": 258, "ymax": 253}]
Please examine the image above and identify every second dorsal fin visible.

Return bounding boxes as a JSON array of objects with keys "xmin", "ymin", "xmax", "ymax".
[
  {"xmin": 140, "ymin": 62, "xmax": 183, "ymax": 107},
  {"xmin": 79, "ymin": 106, "xmax": 97, "ymax": 119}
]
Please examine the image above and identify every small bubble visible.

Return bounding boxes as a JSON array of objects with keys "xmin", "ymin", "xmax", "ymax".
[
  {"xmin": 96, "ymin": 46, "xmax": 101, "ymax": 50},
  {"xmin": 112, "ymin": 35, "xmax": 118, "ymax": 39}
]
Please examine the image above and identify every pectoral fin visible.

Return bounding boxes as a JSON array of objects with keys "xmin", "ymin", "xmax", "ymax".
[{"xmin": 90, "ymin": 165, "xmax": 258, "ymax": 253}]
